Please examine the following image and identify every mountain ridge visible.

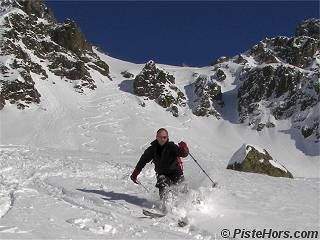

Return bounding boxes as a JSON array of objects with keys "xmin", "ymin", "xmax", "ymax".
[{"xmin": 0, "ymin": 0, "xmax": 319, "ymax": 155}]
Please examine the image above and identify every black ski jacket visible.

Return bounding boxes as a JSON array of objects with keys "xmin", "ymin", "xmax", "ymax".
[{"xmin": 135, "ymin": 140, "xmax": 188, "ymax": 176}]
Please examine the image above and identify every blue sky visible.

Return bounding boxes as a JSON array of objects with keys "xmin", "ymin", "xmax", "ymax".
[{"xmin": 45, "ymin": 1, "xmax": 319, "ymax": 67}]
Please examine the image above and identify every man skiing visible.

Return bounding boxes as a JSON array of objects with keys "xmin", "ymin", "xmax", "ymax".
[{"xmin": 130, "ymin": 128, "xmax": 189, "ymax": 200}]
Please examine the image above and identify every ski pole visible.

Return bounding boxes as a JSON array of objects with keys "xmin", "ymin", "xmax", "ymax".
[
  {"xmin": 137, "ymin": 180, "xmax": 150, "ymax": 193},
  {"xmin": 189, "ymin": 153, "xmax": 217, "ymax": 187}
]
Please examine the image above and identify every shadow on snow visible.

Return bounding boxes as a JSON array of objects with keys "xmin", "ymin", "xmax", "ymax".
[{"xmin": 77, "ymin": 188, "xmax": 154, "ymax": 208}]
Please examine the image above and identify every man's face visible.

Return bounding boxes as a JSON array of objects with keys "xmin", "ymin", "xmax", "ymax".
[{"xmin": 156, "ymin": 130, "xmax": 168, "ymax": 146}]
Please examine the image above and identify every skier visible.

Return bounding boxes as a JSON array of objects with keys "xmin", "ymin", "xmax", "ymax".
[{"xmin": 130, "ymin": 128, "xmax": 189, "ymax": 200}]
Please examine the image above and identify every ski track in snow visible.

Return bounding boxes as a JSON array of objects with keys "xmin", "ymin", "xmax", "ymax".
[
  {"xmin": 0, "ymin": 51, "xmax": 319, "ymax": 239},
  {"xmin": 0, "ymin": 145, "xmax": 219, "ymax": 239},
  {"xmin": 77, "ymin": 87, "xmax": 135, "ymax": 154},
  {"xmin": 0, "ymin": 144, "xmax": 319, "ymax": 239},
  {"xmin": 1, "ymin": 78, "xmax": 319, "ymax": 239}
]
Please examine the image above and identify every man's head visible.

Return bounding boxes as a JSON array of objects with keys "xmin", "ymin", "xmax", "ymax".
[{"xmin": 156, "ymin": 128, "xmax": 169, "ymax": 146}]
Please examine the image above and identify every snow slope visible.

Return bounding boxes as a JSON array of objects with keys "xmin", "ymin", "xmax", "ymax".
[{"xmin": 0, "ymin": 49, "xmax": 319, "ymax": 239}]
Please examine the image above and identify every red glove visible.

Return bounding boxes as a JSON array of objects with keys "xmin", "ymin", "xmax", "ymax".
[
  {"xmin": 130, "ymin": 168, "xmax": 140, "ymax": 184},
  {"xmin": 178, "ymin": 141, "xmax": 189, "ymax": 155}
]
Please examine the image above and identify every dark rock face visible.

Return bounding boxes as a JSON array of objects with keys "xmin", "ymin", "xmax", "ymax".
[
  {"xmin": 1, "ymin": 78, "xmax": 41, "ymax": 110},
  {"xmin": 227, "ymin": 144, "xmax": 294, "ymax": 178},
  {"xmin": 273, "ymin": 36, "xmax": 318, "ymax": 68},
  {"xmin": 192, "ymin": 74, "xmax": 223, "ymax": 118},
  {"xmin": 0, "ymin": 0, "xmax": 110, "ymax": 109},
  {"xmin": 48, "ymin": 55, "xmax": 96, "ymax": 90},
  {"xmin": 236, "ymin": 19, "xmax": 320, "ymax": 140},
  {"xmin": 133, "ymin": 60, "xmax": 174, "ymax": 98},
  {"xmin": 121, "ymin": 71, "xmax": 134, "ymax": 79},
  {"xmin": 238, "ymin": 65, "xmax": 318, "ymax": 131},
  {"xmin": 250, "ymin": 42, "xmax": 279, "ymax": 65},
  {"xmin": 88, "ymin": 60, "xmax": 110, "ymax": 77},
  {"xmin": 214, "ymin": 69, "xmax": 226, "ymax": 82},
  {"xmin": 301, "ymin": 123, "xmax": 319, "ymax": 139},
  {"xmin": 51, "ymin": 18, "xmax": 92, "ymax": 56},
  {"xmin": 133, "ymin": 60, "xmax": 186, "ymax": 116},
  {"xmin": 295, "ymin": 18, "xmax": 320, "ymax": 39},
  {"xmin": 233, "ymin": 54, "xmax": 248, "ymax": 64},
  {"xmin": 18, "ymin": 0, "xmax": 55, "ymax": 22},
  {"xmin": 0, "ymin": 94, "xmax": 5, "ymax": 110},
  {"xmin": 249, "ymin": 20, "xmax": 319, "ymax": 69}
]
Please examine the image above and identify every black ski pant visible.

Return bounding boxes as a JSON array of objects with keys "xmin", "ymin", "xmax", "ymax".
[{"xmin": 155, "ymin": 173, "xmax": 184, "ymax": 199}]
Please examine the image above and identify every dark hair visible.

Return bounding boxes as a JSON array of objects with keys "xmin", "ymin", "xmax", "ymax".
[{"xmin": 156, "ymin": 128, "xmax": 168, "ymax": 135}]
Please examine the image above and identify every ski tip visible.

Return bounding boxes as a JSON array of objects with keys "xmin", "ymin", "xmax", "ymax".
[{"xmin": 142, "ymin": 209, "xmax": 166, "ymax": 218}]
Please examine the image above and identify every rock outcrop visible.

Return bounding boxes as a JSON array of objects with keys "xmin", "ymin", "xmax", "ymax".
[
  {"xmin": 133, "ymin": 60, "xmax": 186, "ymax": 117},
  {"xmin": 227, "ymin": 144, "xmax": 293, "ymax": 178},
  {"xmin": 0, "ymin": 0, "xmax": 110, "ymax": 109},
  {"xmin": 235, "ymin": 18, "xmax": 319, "ymax": 142},
  {"xmin": 191, "ymin": 74, "xmax": 223, "ymax": 118}
]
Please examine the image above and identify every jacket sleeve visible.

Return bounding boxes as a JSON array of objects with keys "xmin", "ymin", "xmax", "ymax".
[
  {"xmin": 135, "ymin": 146, "xmax": 154, "ymax": 171},
  {"xmin": 172, "ymin": 143, "xmax": 189, "ymax": 158}
]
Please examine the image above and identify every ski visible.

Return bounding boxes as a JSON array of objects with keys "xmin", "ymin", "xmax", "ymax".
[
  {"xmin": 142, "ymin": 209, "xmax": 190, "ymax": 228},
  {"xmin": 142, "ymin": 209, "xmax": 166, "ymax": 218}
]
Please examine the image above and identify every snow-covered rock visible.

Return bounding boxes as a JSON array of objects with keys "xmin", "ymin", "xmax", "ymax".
[
  {"xmin": 235, "ymin": 18, "xmax": 320, "ymax": 142},
  {"xmin": 120, "ymin": 70, "xmax": 134, "ymax": 79},
  {"xmin": 133, "ymin": 60, "xmax": 186, "ymax": 117},
  {"xmin": 295, "ymin": 18, "xmax": 320, "ymax": 40},
  {"xmin": 0, "ymin": 0, "xmax": 110, "ymax": 109},
  {"xmin": 189, "ymin": 74, "xmax": 223, "ymax": 118},
  {"xmin": 227, "ymin": 144, "xmax": 294, "ymax": 178}
]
